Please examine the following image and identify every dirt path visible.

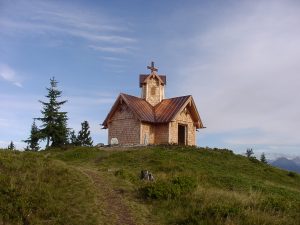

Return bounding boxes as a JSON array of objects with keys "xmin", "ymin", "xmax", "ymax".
[{"xmin": 80, "ymin": 168, "xmax": 136, "ymax": 225}]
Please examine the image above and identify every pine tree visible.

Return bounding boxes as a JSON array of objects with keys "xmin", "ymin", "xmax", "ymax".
[
  {"xmin": 7, "ymin": 141, "xmax": 15, "ymax": 150},
  {"xmin": 77, "ymin": 121, "xmax": 93, "ymax": 146},
  {"xmin": 37, "ymin": 77, "xmax": 68, "ymax": 148},
  {"xmin": 246, "ymin": 148, "xmax": 254, "ymax": 158},
  {"xmin": 69, "ymin": 129, "xmax": 79, "ymax": 146},
  {"xmin": 260, "ymin": 153, "xmax": 267, "ymax": 164},
  {"xmin": 24, "ymin": 119, "xmax": 40, "ymax": 151}
]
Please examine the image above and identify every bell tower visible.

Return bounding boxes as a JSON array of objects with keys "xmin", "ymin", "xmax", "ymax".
[{"xmin": 140, "ymin": 62, "xmax": 166, "ymax": 106}]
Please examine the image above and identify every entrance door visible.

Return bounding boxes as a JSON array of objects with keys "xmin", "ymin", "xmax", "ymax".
[{"xmin": 178, "ymin": 124, "xmax": 186, "ymax": 145}]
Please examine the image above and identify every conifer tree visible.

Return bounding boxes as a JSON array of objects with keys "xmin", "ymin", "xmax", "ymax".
[
  {"xmin": 260, "ymin": 153, "xmax": 267, "ymax": 164},
  {"xmin": 24, "ymin": 119, "xmax": 40, "ymax": 151},
  {"xmin": 77, "ymin": 121, "xmax": 93, "ymax": 146},
  {"xmin": 7, "ymin": 141, "xmax": 15, "ymax": 150},
  {"xmin": 69, "ymin": 129, "xmax": 78, "ymax": 146},
  {"xmin": 37, "ymin": 77, "xmax": 68, "ymax": 148},
  {"xmin": 246, "ymin": 148, "xmax": 254, "ymax": 158}
]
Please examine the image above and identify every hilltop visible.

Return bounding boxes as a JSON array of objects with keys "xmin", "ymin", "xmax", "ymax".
[{"xmin": 0, "ymin": 146, "xmax": 299, "ymax": 225}]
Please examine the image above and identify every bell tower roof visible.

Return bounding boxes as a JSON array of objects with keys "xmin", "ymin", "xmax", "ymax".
[{"xmin": 139, "ymin": 62, "xmax": 166, "ymax": 87}]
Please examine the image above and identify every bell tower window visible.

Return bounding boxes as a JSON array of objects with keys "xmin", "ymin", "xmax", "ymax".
[{"xmin": 151, "ymin": 86, "xmax": 156, "ymax": 95}]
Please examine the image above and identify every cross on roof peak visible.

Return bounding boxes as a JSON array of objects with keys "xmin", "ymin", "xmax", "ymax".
[{"xmin": 147, "ymin": 61, "xmax": 158, "ymax": 73}]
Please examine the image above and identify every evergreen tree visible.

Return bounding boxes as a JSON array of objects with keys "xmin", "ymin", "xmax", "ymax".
[
  {"xmin": 37, "ymin": 77, "xmax": 68, "ymax": 148},
  {"xmin": 77, "ymin": 121, "xmax": 93, "ymax": 146},
  {"xmin": 24, "ymin": 119, "xmax": 40, "ymax": 151},
  {"xmin": 7, "ymin": 141, "xmax": 15, "ymax": 150},
  {"xmin": 260, "ymin": 153, "xmax": 267, "ymax": 164},
  {"xmin": 69, "ymin": 129, "xmax": 79, "ymax": 146},
  {"xmin": 246, "ymin": 148, "xmax": 254, "ymax": 158}
]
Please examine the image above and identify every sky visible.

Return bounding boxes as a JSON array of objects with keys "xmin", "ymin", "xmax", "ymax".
[{"xmin": 0, "ymin": 0, "xmax": 300, "ymax": 159}]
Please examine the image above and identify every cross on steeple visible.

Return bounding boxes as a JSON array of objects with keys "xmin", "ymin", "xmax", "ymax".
[{"xmin": 147, "ymin": 61, "xmax": 158, "ymax": 73}]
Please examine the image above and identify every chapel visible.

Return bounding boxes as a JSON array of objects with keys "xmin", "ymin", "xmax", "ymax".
[{"xmin": 102, "ymin": 62, "xmax": 204, "ymax": 146}]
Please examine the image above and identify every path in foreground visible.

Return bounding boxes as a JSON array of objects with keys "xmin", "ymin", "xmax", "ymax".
[{"xmin": 81, "ymin": 168, "xmax": 136, "ymax": 225}]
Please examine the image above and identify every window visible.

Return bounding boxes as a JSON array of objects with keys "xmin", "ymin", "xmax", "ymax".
[{"xmin": 151, "ymin": 86, "xmax": 156, "ymax": 95}]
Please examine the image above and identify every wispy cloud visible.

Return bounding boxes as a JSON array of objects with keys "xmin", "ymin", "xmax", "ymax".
[
  {"xmin": 165, "ymin": 1, "xmax": 300, "ymax": 150},
  {"xmin": 0, "ymin": 0, "xmax": 136, "ymax": 52},
  {"xmin": 89, "ymin": 45, "xmax": 133, "ymax": 53},
  {"xmin": 0, "ymin": 64, "xmax": 22, "ymax": 87},
  {"xmin": 99, "ymin": 56, "xmax": 126, "ymax": 62}
]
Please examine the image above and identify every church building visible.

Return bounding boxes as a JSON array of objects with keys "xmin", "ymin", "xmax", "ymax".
[{"xmin": 102, "ymin": 62, "xmax": 204, "ymax": 146}]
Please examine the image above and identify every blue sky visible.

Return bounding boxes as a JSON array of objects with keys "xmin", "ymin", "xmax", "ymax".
[{"xmin": 1, "ymin": 0, "xmax": 300, "ymax": 159}]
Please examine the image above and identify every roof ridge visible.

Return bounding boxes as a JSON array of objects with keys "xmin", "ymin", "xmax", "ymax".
[
  {"xmin": 103, "ymin": 93, "xmax": 202, "ymax": 129},
  {"xmin": 163, "ymin": 95, "xmax": 191, "ymax": 100}
]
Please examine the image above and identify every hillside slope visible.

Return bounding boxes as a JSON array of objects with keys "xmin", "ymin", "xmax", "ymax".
[{"xmin": 1, "ymin": 146, "xmax": 300, "ymax": 225}]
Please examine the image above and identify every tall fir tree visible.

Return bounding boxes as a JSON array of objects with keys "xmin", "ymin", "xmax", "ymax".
[
  {"xmin": 260, "ymin": 153, "xmax": 267, "ymax": 164},
  {"xmin": 77, "ymin": 121, "xmax": 93, "ymax": 146},
  {"xmin": 37, "ymin": 77, "xmax": 68, "ymax": 148},
  {"xmin": 24, "ymin": 119, "xmax": 40, "ymax": 151},
  {"xmin": 69, "ymin": 129, "xmax": 79, "ymax": 146},
  {"xmin": 7, "ymin": 141, "xmax": 15, "ymax": 150}
]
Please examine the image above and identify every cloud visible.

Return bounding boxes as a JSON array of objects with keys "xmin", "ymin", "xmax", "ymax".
[
  {"xmin": 89, "ymin": 45, "xmax": 133, "ymax": 53},
  {"xmin": 99, "ymin": 56, "xmax": 126, "ymax": 62},
  {"xmin": 0, "ymin": 64, "xmax": 22, "ymax": 87},
  {"xmin": 0, "ymin": 0, "xmax": 136, "ymax": 52},
  {"xmin": 165, "ymin": 1, "xmax": 300, "ymax": 150}
]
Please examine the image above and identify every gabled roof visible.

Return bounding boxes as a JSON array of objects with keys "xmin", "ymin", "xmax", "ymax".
[
  {"xmin": 102, "ymin": 93, "xmax": 204, "ymax": 129},
  {"xmin": 119, "ymin": 93, "xmax": 155, "ymax": 122},
  {"xmin": 102, "ymin": 93, "xmax": 155, "ymax": 128},
  {"xmin": 139, "ymin": 74, "xmax": 166, "ymax": 87},
  {"xmin": 154, "ymin": 95, "xmax": 191, "ymax": 122}
]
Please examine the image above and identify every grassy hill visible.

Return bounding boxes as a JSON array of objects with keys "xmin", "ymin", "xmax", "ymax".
[{"xmin": 1, "ymin": 146, "xmax": 299, "ymax": 225}]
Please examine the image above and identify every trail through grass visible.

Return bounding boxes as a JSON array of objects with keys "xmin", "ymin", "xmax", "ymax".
[{"xmin": 1, "ymin": 146, "xmax": 299, "ymax": 225}]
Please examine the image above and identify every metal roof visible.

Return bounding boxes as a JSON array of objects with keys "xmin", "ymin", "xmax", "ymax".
[
  {"xmin": 102, "ymin": 93, "xmax": 203, "ymax": 129},
  {"xmin": 121, "ymin": 93, "xmax": 155, "ymax": 122},
  {"xmin": 154, "ymin": 95, "xmax": 191, "ymax": 123}
]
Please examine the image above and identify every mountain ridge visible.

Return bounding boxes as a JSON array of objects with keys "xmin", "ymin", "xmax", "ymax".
[{"xmin": 271, "ymin": 157, "xmax": 300, "ymax": 173}]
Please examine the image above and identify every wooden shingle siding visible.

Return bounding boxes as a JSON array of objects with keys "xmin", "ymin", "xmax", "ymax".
[
  {"xmin": 155, "ymin": 124, "xmax": 169, "ymax": 144},
  {"xmin": 108, "ymin": 105, "xmax": 140, "ymax": 145},
  {"xmin": 140, "ymin": 123, "xmax": 155, "ymax": 144},
  {"xmin": 169, "ymin": 108, "xmax": 196, "ymax": 145}
]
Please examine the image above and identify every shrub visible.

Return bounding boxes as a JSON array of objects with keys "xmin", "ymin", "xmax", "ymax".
[
  {"xmin": 287, "ymin": 171, "xmax": 297, "ymax": 178},
  {"xmin": 140, "ymin": 176, "xmax": 197, "ymax": 200}
]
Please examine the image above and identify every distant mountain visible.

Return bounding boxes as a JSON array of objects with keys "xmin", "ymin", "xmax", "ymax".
[
  {"xmin": 293, "ymin": 157, "xmax": 300, "ymax": 165},
  {"xmin": 271, "ymin": 157, "xmax": 300, "ymax": 173}
]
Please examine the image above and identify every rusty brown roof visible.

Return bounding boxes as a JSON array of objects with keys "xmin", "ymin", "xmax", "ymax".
[
  {"xmin": 102, "ymin": 93, "xmax": 203, "ymax": 129},
  {"xmin": 139, "ymin": 74, "xmax": 166, "ymax": 87},
  {"xmin": 121, "ymin": 93, "xmax": 155, "ymax": 122},
  {"xmin": 154, "ymin": 95, "xmax": 191, "ymax": 123}
]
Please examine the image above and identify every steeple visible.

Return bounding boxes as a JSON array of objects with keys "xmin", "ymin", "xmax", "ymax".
[{"xmin": 140, "ymin": 62, "xmax": 166, "ymax": 106}]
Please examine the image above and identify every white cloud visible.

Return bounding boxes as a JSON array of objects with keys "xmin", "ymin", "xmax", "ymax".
[
  {"xmin": 166, "ymin": 1, "xmax": 300, "ymax": 150},
  {"xmin": 0, "ymin": 0, "xmax": 136, "ymax": 51},
  {"xmin": 89, "ymin": 45, "xmax": 133, "ymax": 53},
  {"xmin": 100, "ymin": 56, "xmax": 126, "ymax": 62},
  {"xmin": 0, "ymin": 64, "xmax": 22, "ymax": 87}
]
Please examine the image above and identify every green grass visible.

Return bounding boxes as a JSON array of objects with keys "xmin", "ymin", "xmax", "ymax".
[
  {"xmin": 0, "ymin": 149, "xmax": 100, "ymax": 225},
  {"xmin": 1, "ymin": 146, "xmax": 300, "ymax": 225}
]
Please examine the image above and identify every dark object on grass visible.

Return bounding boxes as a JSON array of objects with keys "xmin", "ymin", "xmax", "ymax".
[{"xmin": 140, "ymin": 170, "xmax": 154, "ymax": 181}]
